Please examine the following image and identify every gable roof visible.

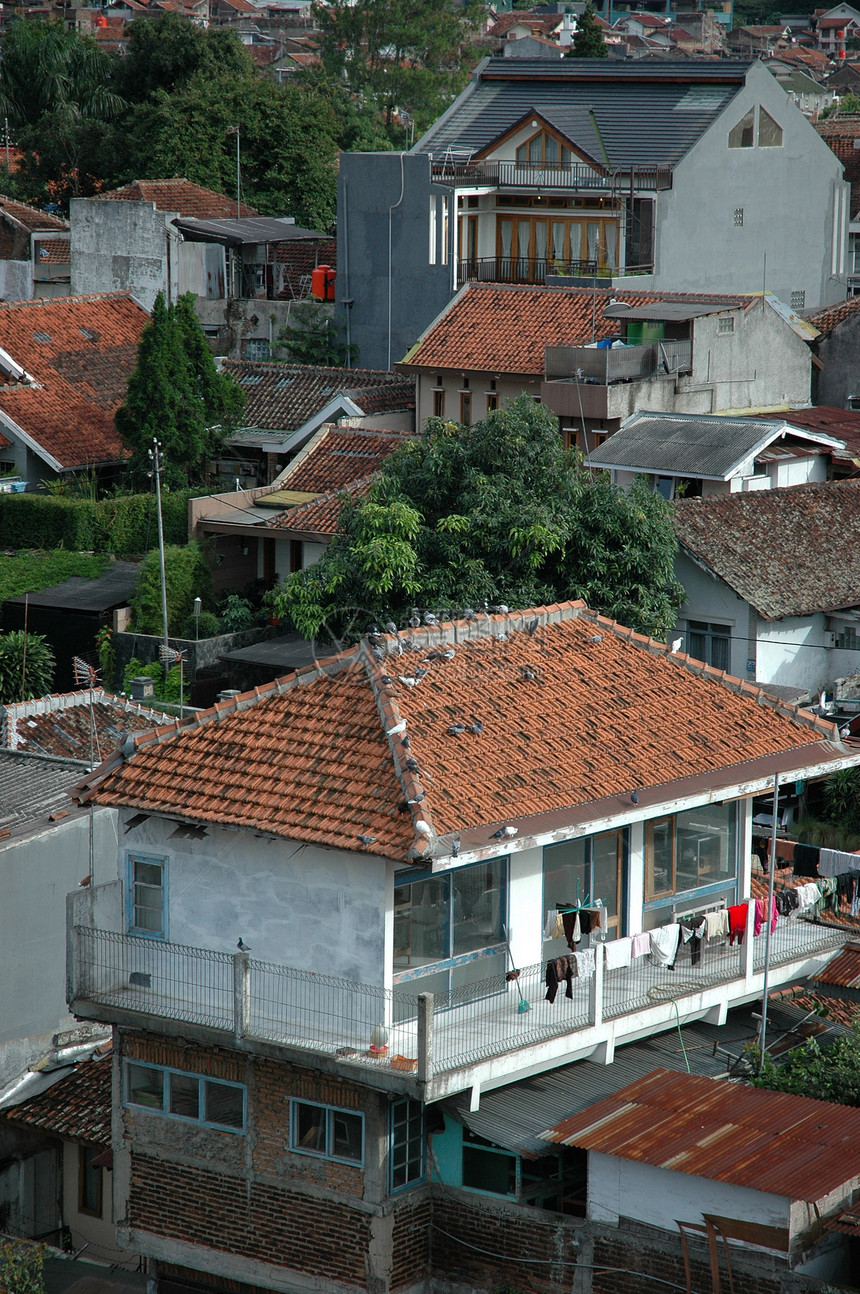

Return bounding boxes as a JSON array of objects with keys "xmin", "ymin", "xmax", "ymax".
[
  {"xmin": 585, "ymin": 411, "xmax": 843, "ymax": 478},
  {"xmin": 674, "ymin": 479, "xmax": 860, "ymax": 620},
  {"xmin": 414, "ymin": 58, "xmax": 753, "ymax": 172},
  {"xmin": 277, "ymin": 425, "xmax": 414, "ymax": 493},
  {"xmin": 76, "ymin": 602, "xmax": 843, "ymax": 863},
  {"xmin": 401, "ymin": 284, "xmax": 742, "ymax": 376},
  {"xmin": 264, "ymin": 474, "xmax": 374, "ymax": 537},
  {"xmin": 101, "ymin": 178, "xmax": 258, "ymax": 219},
  {"xmin": 0, "ymin": 292, "xmax": 149, "ymax": 471},
  {"xmin": 539, "ymin": 1067, "xmax": 860, "ymax": 1203},
  {"xmin": 775, "ymin": 405, "xmax": 860, "ymax": 459},
  {"xmin": 224, "ymin": 361, "xmax": 414, "ymax": 436},
  {"xmin": 0, "ymin": 195, "xmax": 68, "ymax": 235}
]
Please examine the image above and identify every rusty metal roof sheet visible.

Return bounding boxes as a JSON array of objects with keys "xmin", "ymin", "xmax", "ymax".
[{"xmin": 539, "ymin": 1068, "xmax": 860, "ymax": 1202}]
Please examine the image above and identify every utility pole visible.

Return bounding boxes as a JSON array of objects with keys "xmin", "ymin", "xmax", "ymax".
[
  {"xmin": 148, "ymin": 438, "xmax": 170, "ymax": 670},
  {"xmin": 227, "ymin": 125, "xmax": 241, "ymax": 219}
]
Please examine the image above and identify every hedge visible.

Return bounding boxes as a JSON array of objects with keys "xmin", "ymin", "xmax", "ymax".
[{"xmin": 0, "ymin": 490, "xmax": 199, "ymax": 556}]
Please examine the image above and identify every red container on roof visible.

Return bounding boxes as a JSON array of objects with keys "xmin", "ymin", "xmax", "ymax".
[{"xmin": 311, "ymin": 265, "xmax": 335, "ymax": 301}]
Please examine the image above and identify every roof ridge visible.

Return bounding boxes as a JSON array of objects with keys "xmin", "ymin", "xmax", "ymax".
[{"xmin": 0, "ymin": 291, "xmax": 138, "ymax": 313}]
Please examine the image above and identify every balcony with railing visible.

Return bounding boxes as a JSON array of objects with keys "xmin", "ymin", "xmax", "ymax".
[
  {"xmin": 429, "ymin": 159, "xmax": 673, "ymax": 193},
  {"xmin": 69, "ymin": 906, "xmax": 844, "ymax": 1103}
]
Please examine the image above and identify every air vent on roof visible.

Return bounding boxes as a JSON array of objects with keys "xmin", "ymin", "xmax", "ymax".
[
  {"xmin": 239, "ymin": 374, "xmax": 264, "ymax": 386},
  {"xmin": 78, "ymin": 327, "xmax": 98, "ymax": 341},
  {"xmin": 274, "ymin": 377, "xmax": 293, "ymax": 389},
  {"xmin": 32, "ymin": 332, "xmax": 52, "ymax": 344}
]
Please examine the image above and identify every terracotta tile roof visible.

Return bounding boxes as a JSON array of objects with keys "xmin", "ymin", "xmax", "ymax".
[
  {"xmin": 807, "ymin": 293, "xmax": 860, "ymax": 336},
  {"xmin": 35, "ymin": 238, "xmax": 70, "ymax": 266},
  {"xmin": 101, "ymin": 178, "xmax": 258, "ymax": 219},
  {"xmin": 266, "ymin": 474, "xmax": 374, "ymax": 535},
  {"xmin": 488, "ymin": 12, "xmax": 561, "ymax": 36},
  {"xmin": 401, "ymin": 284, "xmax": 744, "ymax": 376},
  {"xmin": 812, "ymin": 940, "xmax": 860, "ymax": 988},
  {"xmin": 674, "ymin": 479, "xmax": 860, "ymax": 620},
  {"xmin": 224, "ymin": 361, "xmax": 414, "ymax": 432},
  {"xmin": 1, "ymin": 1053, "xmax": 111, "ymax": 1146},
  {"xmin": 0, "ymin": 292, "xmax": 149, "ymax": 471},
  {"xmin": 1, "ymin": 689, "xmax": 174, "ymax": 760},
  {"xmin": 540, "ymin": 1067, "xmax": 860, "ymax": 1203},
  {"xmin": 0, "ymin": 195, "xmax": 68, "ymax": 234},
  {"xmin": 77, "ymin": 603, "xmax": 836, "ymax": 862},
  {"xmin": 280, "ymin": 427, "xmax": 414, "ymax": 493}
]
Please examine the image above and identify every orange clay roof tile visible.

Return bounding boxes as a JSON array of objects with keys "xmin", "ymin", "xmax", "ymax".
[
  {"xmin": 402, "ymin": 283, "xmax": 747, "ymax": 376},
  {"xmin": 281, "ymin": 427, "xmax": 414, "ymax": 493},
  {"xmin": 0, "ymin": 292, "xmax": 149, "ymax": 470},
  {"xmin": 265, "ymin": 474, "xmax": 374, "ymax": 535},
  {"xmin": 77, "ymin": 604, "xmax": 839, "ymax": 861},
  {"xmin": 101, "ymin": 178, "xmax": 258, "ymax": 219}
]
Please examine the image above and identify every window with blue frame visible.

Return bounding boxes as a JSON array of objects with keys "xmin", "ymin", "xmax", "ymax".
[
  {"xmin": 125, "ymin": 1061, "xmax": 245, "ymax": 1131},
  {"xmin": 127, "ymin": 852, "xmax": 166, "ymax": 938},
  {"xmin": 393, "ymin": 857, "xmax": 508, "ymax": 1000},
  {"xmin": 644, "ymin": 801, "xmax": 737, "ymax": 927},
  {"xmin": 389, "ymin": 1097, "xmax": 425, "ymax": 1192},
  {"xmin": 290, "ymin": 1099, "xmax": 364, "ymax": 1165}
]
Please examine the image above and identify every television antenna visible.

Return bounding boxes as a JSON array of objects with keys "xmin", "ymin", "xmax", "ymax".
[{"xmin": 159, "ymin": 644, "xmax": 188, "ymax": 719}]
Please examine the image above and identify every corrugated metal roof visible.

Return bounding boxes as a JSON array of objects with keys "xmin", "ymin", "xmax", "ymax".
[
  {"xmin": 812, "ymin": 941, "xmax": 860, "ymax": 989},
  {"xmin": 605, "ymin": 302, "xmax": 741, "ymax": 321},
  {"xmin": 415, "ymin": 59, "xmax": 752, "ymax": 170},
  {"xmin": 540, "ymin": 1068, "xmax": 860, "ymax": 1202},
  {"xmin": 0, "ymin": 750, "xmax": 86, "ymax": 829},
  {"xmin": 444, "ymin": 1000, "xmax": 830, "ymax": 1158},
  {"xmin": 175, "ymin": 216, "xmax": 325, "ymax": 245},
  {"xmin": 584, "ymin": 412, "xmax": 841, "ymax": 479}
]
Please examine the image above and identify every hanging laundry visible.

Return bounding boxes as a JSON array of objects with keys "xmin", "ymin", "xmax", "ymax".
[
  {"xmin": 563, "ymin": 911, "xmax": 581, "ymax": 950},
  {"xmin": 631, "ymin": 931, "xmax": 651, "ymax": 959},
  {"xmin": 572, "ymin": 948, "xmax": 595, "ymax": 981},
  {"xmin": 544, "ymin": 911, "xmax": 557, "ymax": 939},
  {"xmin": 704, "ymin": 908, "xmax": 729, "ymax": 942},
  {"xmin": 793, "ymin": 843, "xmax": 821, "ymax": 878},
  {"xmin": 604, "ymin": 936, "xmax": 633, "ymax": 971},
  {"xmin": 819, "ymin": 848, "xmax": 860, "ymax": 878},
  {"xmin": 545, "ymin": 956, "xmax": 575, "ymax": 1004},
  {"xmin": 727, "ymin": 903, "xmax": 747, "ymax": 946},
  {"xmin": 649, "ymin": 923, "xmax": 680, "ymax": 968},
  {"xmin": 551, "ymin": 912, "xmax": 565, "ymax": 940},
  {"xmin": 680, "ymin": 917, "xmax": 706, "ymax": 967},
  {"xmin": 795, "ymin": 881, "xmax": 822, "ymax": 912},
  {"xmin": 774, "ymin": 838, "xmax": 796, "ymax": 864}
]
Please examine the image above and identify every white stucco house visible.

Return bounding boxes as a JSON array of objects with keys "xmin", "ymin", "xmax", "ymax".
[{"xmin": 673, "ymin": 477, "xmax": 860, "ymax": 692}]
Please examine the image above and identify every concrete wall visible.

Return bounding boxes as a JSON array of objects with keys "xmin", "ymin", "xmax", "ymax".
[
  {"xmin": 63, "ymin": 1138, "xmax": 127, "ymax": 1264},
  {"xmin": 814, "ymin": 308, "xmax": 860, "ymax": 408},
  {"xmin": 0, "ymin": 260, "xmax": 32, "ymax": 301},
  {"xmin": 0, "ymin": 806, "xmax": 117, "ymax": 1087},
  {"xmin": 653, "ymin": 63, "xmax": 848, "ymax": 309},
  {"xmin": 194, "ymin": 295, "xmax": 308, "ymax": 362},
  {"xmin": 338, "ymin": 152, "xmax": 456, "ymax": 371},
  {"xmin": 70, "ymin": 198, "xmax": 173, "ymax": 309},
  {"xmin": 588, "ymin": 1151, "xmax": 791, "ymax": 1233},
  {"xmin": 414, "ymin": 371, "xmax": 538, "ymax": 429},
  {"xmin": 114, "ymin": 812, "xmax": 389, "ymax": 986}
]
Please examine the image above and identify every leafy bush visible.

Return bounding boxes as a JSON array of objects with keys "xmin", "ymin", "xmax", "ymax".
[
  {"xmin": 0, "ymin": 489, "xmax": 201, "ymax": 556},
  {"xmin": 752, "ymin": 1019, "xmax": 860, "ymax": 1106},
  {"xmin": 180, "ymin": 608, "xmax": 220, "ymax": 639},
  {"xmin": 0, "ymin": 550, "xmax": 108, "ymax": 603},
  {"xmin": 219, "ymin": 593, "xmax": 254, "ymax": 633},
  {"xmin": 0, "ymin": 1238, "xmax": 47, "ymax": 1294},
  {"xmin": 130, "ymin": 540, "xmax": 213, "ymax": 636},
  {"xmin": 0, "ymin": 630, "xmax": 55, "ymax": 703},
  {"xmin": 123, "ymin": 656, "xmax": 185, "ymax": 705},
  {"xmin": 96, "ymin": 625, "xmax": 118, "ymax": 691}
]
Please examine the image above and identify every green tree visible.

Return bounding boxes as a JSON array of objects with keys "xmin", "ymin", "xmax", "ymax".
[
  {"xmin": 116, "ymin": 292, "xmax": 244, "ymax": 488},
  {"xmin": 566, "ymin": 4, "xmax": 607, "ymax": 57},
  {"xmin": 114, "ymin": 11, "xmax": 251, "ymax": 103},
  {"xmin": 0, "ymin": 630, "xmax": 55, "ymax": 703},
  {"xmin": 278, "ymin": 303, "xmax": 357, "ymax": 366},
  {"xmin": 275, "ymin": 397, "xmax": 684, "ymax": 641},
  {"xmin": 130, "ymin": 540, "xmax": 214, "ymax": 636},
  {"xmin": 751, "ymin": 1020, "xmax": 860, "ymax": 1106},
  {"xmin": 312, "ymin": 0, "xmax": 484, "ymax": 132}
]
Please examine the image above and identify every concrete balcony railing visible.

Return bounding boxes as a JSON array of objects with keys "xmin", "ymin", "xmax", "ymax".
[
  {"xmin": 69, "ymin": 906, "xmax": 844, "ymax": 1102},
  {"xmin": 429, "ymin": 159, "xmax": 673, "ymax": 193},
  {"xmin": 545, "ymin": 339, "xmax": 692, "ymax": 383}
]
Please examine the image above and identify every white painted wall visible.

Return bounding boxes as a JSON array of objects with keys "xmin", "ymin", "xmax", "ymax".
[
  {"xmin": 588, "ymin": 1151, "xmax": 791, "ymax": 1234},
  {"xmin": 63, "ymin": 1138, "xmax": 127, "ymax": 1265},
  {"xmin": 0, "ymin": 807, "xmax": 118, "ymax": 1087}
]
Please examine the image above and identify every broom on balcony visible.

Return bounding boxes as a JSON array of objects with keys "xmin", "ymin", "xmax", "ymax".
[{"xmin": 502, "ymin": 925, "xmax": 530, "ymax": 1013}]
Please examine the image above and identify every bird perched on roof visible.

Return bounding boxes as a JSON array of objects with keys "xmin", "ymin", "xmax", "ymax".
[
  {"xmin": 588, "ymin": 634, "xmax": 603, "ymax": 644},
  {"xmin": 415, "ymin": 820, "xmax": 432, "ymax": 836},
  {"xmin": 491, "ymin": 825, "xmax": 518, "ymax": 839},
  {"xmin": 387, "ymin": 720, "xmax": 407, "ymax": 736},
  {"xmin": 409, "ymin": 609, "xmax": 421, "ymax": 629},
  {"xmin": 380, "ymin": 675, "xmax": 394, "ymax": 686},
  {"xmin": 671, "ymin": 637, "xmax": 683, "ymax": 654},
  {"xmin": 385, "ymin": 620, "xmax": 399, "ymax": 636},
  {"xmin": 520, "ymin": 666, "xmax": 537, "ymax": 682},
  {"xmin": 527, "ymin": 617, "xmax": 539, "ymax": 635},
  {"xmin": 405, "ymin": 757, "xmax": 420, "ymax": 773},
  {"xmin": 357, "ymin": 833, "xmax": 377, "ymax": 846},
  {"xmin": 493, "ymin": 604, "xmax": 509, "ymax": 615},
  {"xmin": 630, "ymin": 790, "xmax": 640, "ymax": 805},
  {"xmin": 424, "ymin": 611, "xmax": 438, "ymax": 626},
  {"xmin": 441, "ymin": 648, "xmax": 455, "ymax": 660},
  {"xmin": 399, "ymin": 675, "xmax": 421, "ymax": 688},
  {"xmin": 468, "ymin": 720, "xmax": 484, "ymax": 735},
  {"xmin": 448, "ymin": 722, "xmax": 467, "ymax": 736},
  {"xmin": 400, "ymin": 735, "xmax": 411, "ymax": 750},
  {"xmin": 408, "ymin": 792, "xmax": 426, "ymax": 805},
  {"xmin": 463, "ymin": 607, "xmax": 476, "ymax": 622},
  {"xmin": 422, "ymin": 650, "xmax": 443, "ymax": 663},
  {"xmin": 452, "ymin": 835, "xmax": 461, "ymax": 857},
  {"xmin": 372, "ymin": 645, "xmax": 385, "ymax": 661},
  {"xmin": 237, "ymin": 939, "xmax": 252, "ymax": 952}
]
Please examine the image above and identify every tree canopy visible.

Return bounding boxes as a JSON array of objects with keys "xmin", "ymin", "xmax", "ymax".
[
  {"xmin": 312, "ymin": 0, "xmax": 484, "ymax": 133},
  {"xmin": 116, "ymin": 291, "xmax": 245, "ymax": 488},
  {"xmin": 567, "ymin": 4, "xmax": 608, "ymax": 57},
  {"xmin": 751, "ymin": 1018, "xmax": 860, "ymax": 1107},
  {"xmin": 275, "ymin": 397, "xmax": 684, "ymax": 643}
]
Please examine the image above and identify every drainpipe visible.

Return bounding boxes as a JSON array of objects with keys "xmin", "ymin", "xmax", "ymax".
[{"xmin": 387, "ymin": 154, "xmax": 407, "ymax": 372}]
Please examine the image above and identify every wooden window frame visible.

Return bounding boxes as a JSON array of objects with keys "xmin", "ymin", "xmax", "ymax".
[{"xmin": 78, "ymin": 1144, "xmax": 103, "ymax": 1218}]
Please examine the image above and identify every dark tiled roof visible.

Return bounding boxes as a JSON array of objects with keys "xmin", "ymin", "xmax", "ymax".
[
  {"xmin": 1, "ymin": 1054, "xmax": 111, "ymax": 1145},
  {"xmin": 585, "ymin": 412, "xmax": 829, "ymax": 478},
  {"xmin": 0, "ymin": 292, "xmax": 149, "ymax": 470},
  {"xmin": 281, "ymin": 427, "xmax": 414, "ymax": 493},
  {"xmin": 674, "ymin": 479, "xmax": 860, "ymax": 620},
  {"xmin": 0, "ymin": 750, "xmax": 85, "ymax": 830},
  {"xmin": 78, "ymin": 603, "xmax": 834, "ymax": 862},
  {"xmin": 2, "ymin": 689, "xmax": 173, "ymax": 760},
  {"xmin": 414, "ymin": 59, "xmax": 752, "ymax": 170},
  {"xmin": 541, "ymin": 1067, "xmax": 860, "ymax": 1203},
  {"xmin": 402, "ymin": 283, "xmax": 740, "ymax": 376},
  {"xmin": 224, "ymin": 361, "xmax": 414, "ymax": 433},
  {"xmin": 102, "ymin": 178, "xmax": 258, "ymax": 219},
  {"xmin": 779, "ymin": 405, "xmax": 860, "ymax": 459}
]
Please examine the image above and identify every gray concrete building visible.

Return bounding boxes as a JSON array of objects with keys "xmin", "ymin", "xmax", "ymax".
[{"xmin": 339, "ymin": 58, "xmax": 850, "ymax": 370}]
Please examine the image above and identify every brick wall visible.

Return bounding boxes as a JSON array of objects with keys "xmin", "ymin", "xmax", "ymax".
[
  {"xmin": 390, "ymin": 1193, "xmax": 430, "ymax": 1290},
  {"xmin": 130, "ymin": 1153, "xmax": 371, "ymax": 1284}
]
